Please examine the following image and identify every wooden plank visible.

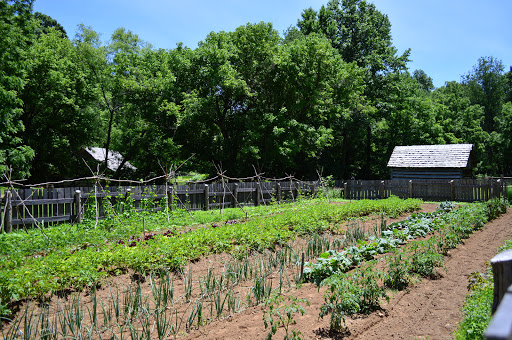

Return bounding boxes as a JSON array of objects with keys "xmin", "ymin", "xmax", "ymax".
[
  {"xmin": 12, "ymin": 214, "xmax": 72, "ymax": 225},
  {"xmin": 237, "ymin": 188, "xmax": 257, "ymax": 193},
  {"xmin": 13, "ymin": 198, "xmax": 75, "ymax": 206},
  {"xmin": 208, "ymin": 202, "xmax": 232, "ymax": 208},
  {"xmin": 491, "ymin": 249, "xmax": 512, "ymax": 314},
  {"xmin": 485, "ymin": 287, "xmax": 512, "ymax": 340}
]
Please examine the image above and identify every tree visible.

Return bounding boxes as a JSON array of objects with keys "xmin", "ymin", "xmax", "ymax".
[
  {"xmin": 20, "ymin": 27, "xmax": 100, "ymax": 182},
  {"xmin": 462, "ymin": 56, "xmax": 507, "ymax": 175},
  {"xmin": 412, "ymin": 69, "xmax": 434, "ymax": 92},
  {"xmin": 270, "ymin": 33, "xmax": 366, "ymax": 177},
  {"xmin": 0, "ymin": 0, "xmax": 35, "ymax": 178},
  {"xmin": 297, "ymin": 0, "xmax": 410, "ymax": 178},
  {"xmin": 298, "ymin": 0, "xmax": 409, "ymax": 74},
  {"xmin": 179, "ymin": 22, "xmax": 281, "ymax": 175},
  {"xmin": 463, "ymin": 56, "xmax": 506, "ymax": 133},
  {"xmin": 34, "ymin": 11, "xmax": 67, "ymax": 38},
  {"xmin": 109, "ymin": 45, "xmax": 182, "ymax": 177}
]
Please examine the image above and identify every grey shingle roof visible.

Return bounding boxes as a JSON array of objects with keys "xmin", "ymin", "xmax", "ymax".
[
  {"xmin": 85, "ymin": 147, "xmax": 137, "ymax": 171},
  {"xmin": 387, "ymin": 144, "xmax": 473, "ymax": 168}
]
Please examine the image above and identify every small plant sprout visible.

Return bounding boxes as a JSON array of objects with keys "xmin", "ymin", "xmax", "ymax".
[{"xmin": 263, "ymin": 294, "xmax": 309, "ymax": 340}]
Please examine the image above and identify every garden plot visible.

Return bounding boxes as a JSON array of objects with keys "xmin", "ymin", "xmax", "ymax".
[{"xmin": 1, "ymin": 197, "xmax": 506, "ymax": 339}]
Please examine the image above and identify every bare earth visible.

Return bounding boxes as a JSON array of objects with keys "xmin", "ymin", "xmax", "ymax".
[{"xmin": 182, "ymin": 206, "xmax": 512, "ymax": 340}]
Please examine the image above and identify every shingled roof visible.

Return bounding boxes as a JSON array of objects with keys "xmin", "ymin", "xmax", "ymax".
[
  {"xmin": 387, "ymin": 144, "xmax": 473, "ymax": 169},
  {"xmin": 85, "ymin": 147, "xmax": 137, "ymax": 172}
]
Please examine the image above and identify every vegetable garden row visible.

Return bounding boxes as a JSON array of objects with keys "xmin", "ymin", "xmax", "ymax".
[{"xmin": 0, "ymin": 195, "xmax": 508, "ymax": 339}]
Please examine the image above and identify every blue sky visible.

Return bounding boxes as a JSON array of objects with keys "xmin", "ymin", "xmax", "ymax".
[{"xmin": 33, "ymin": 0, "xmax": 511, "ymax": 88}]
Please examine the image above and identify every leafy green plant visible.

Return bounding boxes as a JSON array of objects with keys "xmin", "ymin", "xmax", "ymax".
[
  {"xmin": 455, "ymin": 269, "xmax": 493, "ymax": 340},
  {"xmin": 383, "ymin": 249, "xmax": 410, "ymax": 290},
  {"xmin": 263, "ymin": 295, "xmax": 309, "ymax": 340},
  {"xmin": 319, "ymin": 264, "xmax": 388, "ymax": 333},
  {"xmin": 484, "ymin": 198, "xmax": 508, "ymax": 220},
  {"xmin": 408, "ymin": 240, "xmax": 445, "ymax": 279}
]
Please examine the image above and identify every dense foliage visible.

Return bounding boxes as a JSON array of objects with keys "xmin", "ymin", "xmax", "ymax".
[{"xmin": 2, "ymin": 0, "xmax": 512, "ymax": 181}]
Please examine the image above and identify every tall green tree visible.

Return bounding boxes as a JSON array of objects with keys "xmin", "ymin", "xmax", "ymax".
[
  {"xmin": 463, "ymin": 56, "xmax": 506, "ymax": 133},
  {"xmin": 463, "ymin": 56, "xmax": 507, "ymax": 174},
  {"xmin": 297, "ymin": 0, "xmax": 410, "ymax": 178},
  {"xmin": 109, "ymin": 44, "xmax": 182, "ymax": 177},
  {"xmin": 0, "ymin": 0, "xmax": 35, "ymax": 178},
  {"xmin": 179, "ymin": 22, "xmax": 281, "ymax": 175},
  {"xmin": 270, "ymin": 33, "xmax": 366, "ymax": 177},
  {"xmin": 20, "ymin": 27, "xmax": 100, "ymax": 182},
  {"xmin": 413, "ymin": 69, "xmax": 434, "ymax": 92},
  {"xmin": 75, "ymin": 26, "xmax": 184, "ymax": 178},
  {"xmin": 34, "ymin": 11, "xmax": 66, "ymax": 38}
]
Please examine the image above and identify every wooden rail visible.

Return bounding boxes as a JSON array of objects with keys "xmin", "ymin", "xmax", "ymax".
[{"xmin": 486, "ymin": 250, "xmax": 512, "ymax": 340}]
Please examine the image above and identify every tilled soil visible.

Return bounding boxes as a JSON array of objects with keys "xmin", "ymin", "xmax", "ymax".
[{"xmin": 183, "ymin": 207, "xmax": 512, "ymax": 340}]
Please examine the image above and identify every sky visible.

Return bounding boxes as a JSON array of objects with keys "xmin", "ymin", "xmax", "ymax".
[{"xmin": 33, "ymin": 0, "xmax": 512, "ymax": 88}]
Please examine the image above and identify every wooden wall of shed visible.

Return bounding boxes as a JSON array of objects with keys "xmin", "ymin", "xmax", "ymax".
[{"xmin": 390, "ymin": 168, "xmax": 474, "ymax": 180}]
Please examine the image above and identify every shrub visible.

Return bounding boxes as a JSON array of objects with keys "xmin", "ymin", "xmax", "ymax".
[
  {"xmin": 484, "ymin": 198, "xmax": 508, "ymax": 221},
  {"xmin": 455, "ymin": 270, "xmax": 493, "ymax": 340}
]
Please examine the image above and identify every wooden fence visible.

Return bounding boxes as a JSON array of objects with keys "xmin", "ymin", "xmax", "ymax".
[
  {"xmin": 1, "ymin": 178, "xmax": 506, "ymax": 232},
  {"xmin": 343, "ymin": 178, "xmax": 504, "ymax": 202},
  {"xmin": 485, "ymin": 249, "xmax": 512, "ymax": 340},
  {"xmin": 1, "ymin": 180, "xmax": 318, "ymax": 231}
]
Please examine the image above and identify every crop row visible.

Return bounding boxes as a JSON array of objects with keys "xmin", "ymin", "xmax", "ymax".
[{"xmin": 308, "ymin": 199, "xmax": 508, "ymax": 333}]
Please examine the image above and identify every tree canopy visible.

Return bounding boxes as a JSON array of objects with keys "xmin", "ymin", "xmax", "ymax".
[{"xmin": 1, "ymin": 0, "xmax": 511, "ymax": 182}]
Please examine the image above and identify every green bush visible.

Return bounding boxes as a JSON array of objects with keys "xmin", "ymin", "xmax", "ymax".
[
  {"xmin": 484, "ymin": 198, "xmax": 508, "ymax": 220},
  {"xmin": 455, "ymin": 271, "xmax": 493, "ymax": 340}
]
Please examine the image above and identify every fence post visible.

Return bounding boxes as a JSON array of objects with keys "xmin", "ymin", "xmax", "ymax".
[
  {"xmin": 497, "ymin": 179, "xmax": 502, "ymax": 199},
  {"xmin": 379, "ymin": 181, "xmax": 385, "ymax": 199},
  {"xmin": 344, "ymin": 182, "xmax": 348, "ymax": 199},
  {"xmin": 485, "ymin": 285, "xmax": 512, "ymax": 340},
  {"xmin": 408, "ymin": 180, "xmax": 413, "ymax": 198},
  {"xmin": 450, "ymin": 180, "xmax": 455, "ymax": 201},
  {"xmin": 3, "ymin": 190, "xmax": 12, "ymax": 233},
  {"xmin": 255, "ymin": 183, "xmax": 261, "ymax": 206},
  {"xmin": 295, "ymin": 181, "xmax": 300, "ymax": 201},
  {"xmin": 204, "ymin": 184, "xmax": 209, "ymax": 211},
  {"xmin": 491, "ymin": 249, "xmax": 512, "ymax": 314},
  {"xmin": 74, "ymin": 190, "xmax": 82, "ymax": 224},
  {"xmin": 232, "ymin": 183, "xmax": 238, "ymax": 208},
  {"xmin": 276, "ymin": 183, "xmax": 282, "ymax": 202},
  {"xmin": 167, "ymin": 185, "xmax": 175, "ymax": 211},
  {"xmin": 124, "ymin": 188, "xmax": 131, "ymax": 213},
  {"xmin": 310, "ymin": 183, "xmax": 316, "ymax": 197}
]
